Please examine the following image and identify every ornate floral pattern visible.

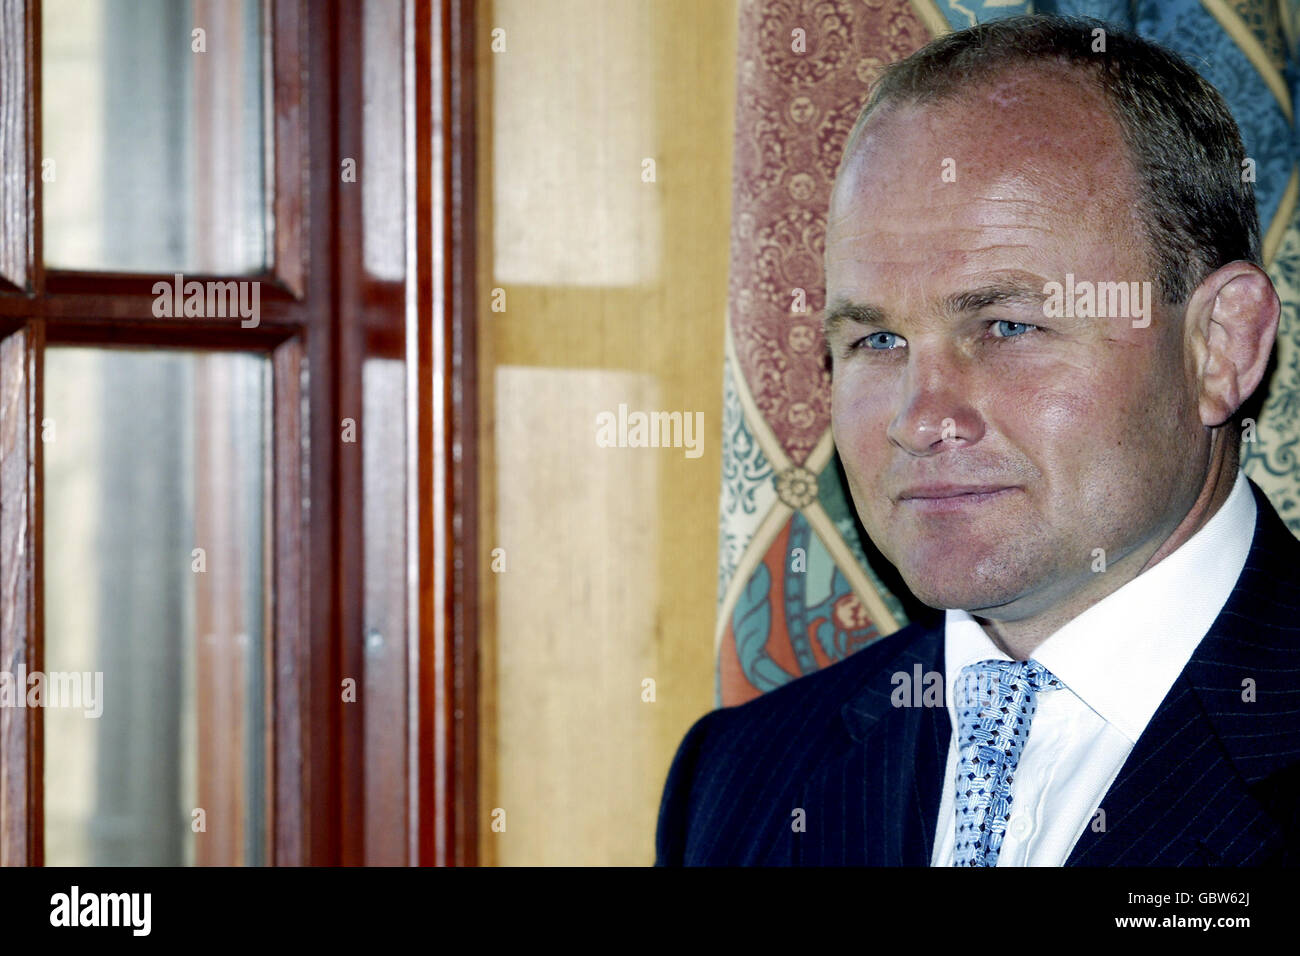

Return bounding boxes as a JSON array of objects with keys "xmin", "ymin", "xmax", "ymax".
[
  {"xmin": 718, "ymin": 511, "xmax": 881, "ymax": 706},
  {"xmin": 775, "ymin": 465, "xmax": 819, "ymax": 508},
  {"xmin": 728, "ymin": 0, "xmax": 928, "ymax": 465},
  {"xmin": 718, "ymin": 352, "xmax": 776, "ymax": 606},
  {"xmin": 720, "ymin": 0, "xmax": 929, "ymax": 706}
]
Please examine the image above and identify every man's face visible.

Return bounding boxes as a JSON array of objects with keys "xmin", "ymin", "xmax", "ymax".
[{"xmin": 825, "ymin": 71, "xmax": 1210, "ymax": 622}]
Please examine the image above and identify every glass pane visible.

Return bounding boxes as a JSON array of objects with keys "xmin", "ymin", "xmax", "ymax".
[
  {"xmin": 362, "ymin": 0, "xmax": 405, "ymax": 280},
  {"xmin": 43, "ymin": 347, "xmax": 269, "ymax": 866},
  {"xmin": 362, "ymin": 356, "xmax": 407, "ymax": 863},
  {"xmin": 42, "ymin": 0, "xmax": 266, "ymax": 273}
]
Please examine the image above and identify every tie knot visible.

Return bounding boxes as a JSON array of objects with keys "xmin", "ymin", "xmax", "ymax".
[
  {"xmin": 954, "ymin": 658, "xmax": 1061, "ymax": 713},
  {"xmin": 958, "ymin": 658, "xmax": 1059, "ymax": 699}
]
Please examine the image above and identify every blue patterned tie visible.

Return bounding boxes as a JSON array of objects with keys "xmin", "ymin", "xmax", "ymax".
[{"xmin": 952, "ymin": 658, "xmax": 1062, "ymax": 867}]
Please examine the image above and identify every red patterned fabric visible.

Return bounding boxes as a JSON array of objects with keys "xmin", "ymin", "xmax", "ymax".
[
  {"xmin": 718, "ymin": 0, "xmax": 931, "ymax": 706},
  {"xmin": 729, "ymin": 0, "xmax": 928, "ymax": 464}
]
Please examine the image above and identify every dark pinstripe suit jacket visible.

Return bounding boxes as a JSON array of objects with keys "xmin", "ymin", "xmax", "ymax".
[{"xmin": 656, "ymin": 478, "xmax": 1300, "ymax": 865}]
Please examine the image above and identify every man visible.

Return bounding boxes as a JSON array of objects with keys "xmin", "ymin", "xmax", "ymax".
[{"xmin": 656, "ymin": 15, "xmax": 1300, "ymax": 866}]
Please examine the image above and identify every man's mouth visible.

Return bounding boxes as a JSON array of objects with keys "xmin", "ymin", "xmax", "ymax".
[{"xmin": 897, "ymin": 484, "xmax": 1018, "ymax": 511}]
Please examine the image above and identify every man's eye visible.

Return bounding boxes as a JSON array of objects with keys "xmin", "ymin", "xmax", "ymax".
[
  {"xmin": 857, "ymin": 331, "xmax": 904, "ymax": 351},
  {"xmin": 990, "ymin": 319, "xmax": 1036, "ymax": 338}
]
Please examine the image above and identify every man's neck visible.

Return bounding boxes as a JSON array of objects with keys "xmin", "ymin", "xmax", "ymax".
[{"xmin": 974, "ymin": 441, "xmax": 1240, "ymax": 660}]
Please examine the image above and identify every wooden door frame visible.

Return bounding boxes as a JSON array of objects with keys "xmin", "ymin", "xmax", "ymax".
[
  {"xmin": 0, "ymin": 0, "xmax": 482, "ymax": 867},
  {"xmin": 413, "ymin": 0, "xmax": 478, "ymax": 867}
]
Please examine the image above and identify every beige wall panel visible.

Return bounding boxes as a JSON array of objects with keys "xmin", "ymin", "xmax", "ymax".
[
  {"xmin": 478, "ymin": 0, "xmax": 738, "ymax": 864},
  {"xmin": 491, "ymin": 367, "xmax": 660, "ymax": 865}
]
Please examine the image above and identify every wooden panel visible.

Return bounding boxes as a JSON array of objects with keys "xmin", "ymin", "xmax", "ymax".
[
  {"xmin": 0, "ymin": 323, "xmax": 41, "ymax": 865},
  {"xmin": 413, "ymin": 0, "xmax": 478, "ymax": 867},
  {"xmin": 44, "ymin": 270, "xmax": 301, "ymax": 301},
  {"xmin": 0, "ymin": 0, "xmax": 31, "ymax": 291},
  {"xmin": 270, "ymin": 335, "xmax": 307, "ymax": 865},
  {"xmin": 42, "ymin": 320, "xmax": 298, "ymax": 351},
  {"xmin": 295, "ymin": 0, "xmax": 340, "ymax": 867},
  {"xmin": 347, "ymin": 0, "xmax": 414, "ymax": 866},
  {"xmin": 335, "ymin": 0, "xmax": 367, "ymax": 867},
  {"xmin": 260, "ymin": 0, "xmax": 340, "ymax": 867},
  {"xmin": 414, "ymin": 0, "xmax": 436, "ymax": 868},
  {"xmin": 442, "ymin": 0, "xmax": 480, "ymax": 871},
  {"xmin": 268, "ymin": 0, "xmax": 307, "ymax": 298}
]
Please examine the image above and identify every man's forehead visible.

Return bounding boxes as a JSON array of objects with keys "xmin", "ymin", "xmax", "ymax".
[
  {"xmin": 831, "ymin": 73, "xmax": 1135, "ymax": 217},
  {"xmin": 827, "ymin": 90, "xmax": 1146, "ymax": 293},
  {"xmin": 824, "ymin": 191, "xmax": 1065, "ymax": 294},
  {"xmin": 826, "ymin": 194, "xmax": 1058, "ymax": 252}
]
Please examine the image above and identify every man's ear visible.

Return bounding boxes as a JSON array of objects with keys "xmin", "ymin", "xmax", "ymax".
[{"xmin": 1184, "ymin": 261, "xmax": 1279, "ymax": 427}]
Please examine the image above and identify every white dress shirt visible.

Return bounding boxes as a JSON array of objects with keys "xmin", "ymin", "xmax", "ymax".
[{"xmin": 930, "ymin": 468, "xmax": 1257, "ymax": 866}]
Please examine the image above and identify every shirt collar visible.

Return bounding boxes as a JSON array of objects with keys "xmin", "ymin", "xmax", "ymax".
[{"xmin": 944, "ymin": 468, "xmax": 1256, "ymax": 743}]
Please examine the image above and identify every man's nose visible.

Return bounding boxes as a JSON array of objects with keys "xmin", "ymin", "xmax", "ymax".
[{"xmin": 886, "ymin": 352, "xmax": 984, "ymax": 455}]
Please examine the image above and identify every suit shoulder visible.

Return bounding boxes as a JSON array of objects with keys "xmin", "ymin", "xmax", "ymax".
[
  {"xmin": 655, "ymin": 622, "xmax": 932, "ymax": 864},
  {"xmin": 700, "ymin": 621, "xmax": 930, "ymax": 747}
]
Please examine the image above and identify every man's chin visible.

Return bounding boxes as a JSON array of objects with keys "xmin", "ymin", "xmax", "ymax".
[{"xmin": 897, "ymin": 566, "xmax": 1033, "ymax": 615}]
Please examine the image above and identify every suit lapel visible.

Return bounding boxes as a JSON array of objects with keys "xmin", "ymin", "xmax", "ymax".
[
  {"xmin": 796, "ymin": 624, "xmax": 947, "ymax": 865},
  {"xmin": 1063, "ymin": 673, "xmax": 1284, "ymax": 865},
  {"xmin": 903, "ymin": 663, "xmax": 949, "ymax": 864},
  {"xmin": 1068, "ymin": 478, "xmax": 1300, "ymax": 866}
]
